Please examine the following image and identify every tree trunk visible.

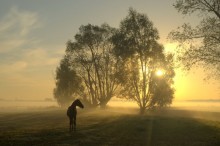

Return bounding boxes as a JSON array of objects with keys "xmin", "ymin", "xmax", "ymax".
[
  {"xmin": 100, "ymin": 102, "xmax": 107, "ymax": 109},
  {"xmin": 139, "ymin": 107, "xmax": 146, "ymax": 115}
]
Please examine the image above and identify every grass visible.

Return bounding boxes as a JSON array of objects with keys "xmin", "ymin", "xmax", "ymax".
[{"xmin": 0, "ymin": 107, "xmax": 220, "ymax": 146}]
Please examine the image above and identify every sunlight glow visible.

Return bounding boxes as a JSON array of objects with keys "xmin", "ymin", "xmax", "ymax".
[
  {"xmin": 164, "ymin": 43, "xmax": 178, "ymax": 54},
  {"xmin": 156, "ymin": 70, "xmax": 164, "ymax": 76}
]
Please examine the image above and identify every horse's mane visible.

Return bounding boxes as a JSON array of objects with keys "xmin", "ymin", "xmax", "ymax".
[{"xmin": 71, "ymin": 99, "xmax": 82, "ymax": 107}]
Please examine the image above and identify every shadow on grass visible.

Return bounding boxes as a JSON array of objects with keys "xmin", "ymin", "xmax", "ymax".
[{"xmin": 0, "ymin": 109, "xmax": 220, "ymax": 146}]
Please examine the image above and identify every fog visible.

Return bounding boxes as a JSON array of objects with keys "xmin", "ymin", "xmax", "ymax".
[
  {"xmin": 0, "ymin": 98, "xmax": 220, "ymax": 113},
  {"xmin": 0, "ymin": 99, "xmax": 57, "ymax": 113},
  {"xmin": 172, "ymin": 100, "xmax": 220, "ymax": 112}
]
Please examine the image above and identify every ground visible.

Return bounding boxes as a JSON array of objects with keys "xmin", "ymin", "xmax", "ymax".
[{"xmin": 0, "ymin": 107, "xmax": 220, "ymax": 146}]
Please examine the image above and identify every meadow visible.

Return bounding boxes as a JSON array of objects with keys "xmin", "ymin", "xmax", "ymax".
[{"xmin": 0, "ymin": 107, "xmax": 220, "ymax": 146}]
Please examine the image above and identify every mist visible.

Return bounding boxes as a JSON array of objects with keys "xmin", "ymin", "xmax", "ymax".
[{"xmin": 1, "ymin": 97, "xmax": 220, "ymax": 113}]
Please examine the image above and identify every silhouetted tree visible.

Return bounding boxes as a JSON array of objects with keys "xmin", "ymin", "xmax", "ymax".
[
  {"xmin": 66, "ymin": 24, "xmax": 122, "ymax": 108},
  {"xmin": 54, "ymin": 55, "xmax": 82, "ymax": 106},
  {"xmin": 148, "ymin": 54, "xmax": 175, "ymax": 109},
  {"xmin": 169, "ymin": 0, "xmax": 220, "ymax": 78},
  {"xmin": 112, "ymin": 8, "xmax": 175, "ymax": 114}
]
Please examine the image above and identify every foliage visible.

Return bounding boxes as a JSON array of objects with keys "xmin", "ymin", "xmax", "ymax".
[
  {"xmin": 112, "ymin": 8, "xmax": 175, "ymax": 113},
  {"xmin": 54, "ymin": 55, "xmax": 82, "ymax": 106},
  {"xmin": 66, "ymin": 24, "xmax": 122, "ymax": 107},
  {"xmin": 148, "ymin": 54, "xmax": 175, "ymax": 109},
  {"xmin": 169, "ymin": 0, "xmax": 220, "ymax": 78},
  {"xmin": 54, "ymin": 8, "xmax": 175, "ymax": 110}
]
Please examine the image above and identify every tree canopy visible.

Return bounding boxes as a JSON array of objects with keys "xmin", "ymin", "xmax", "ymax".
[
  {"xmin": 54, "ymin": 55, "xmax": 82, "ymax": 106},
  {"xmin": 169, "ymin": 0, "xmax": 220, "ymax": 78},
  {"xmin": 54, "ymin": 8, "xmax": 175, "ymax": 112},
  {"xmin": 65, "ymin": 24, "xmax": 122, "ymax": 107},
  {"xmin": 112, "ymin": 8, "xmax": 175, "ymax": 113}
]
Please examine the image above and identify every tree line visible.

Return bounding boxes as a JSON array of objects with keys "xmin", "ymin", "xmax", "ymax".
[
  {"xmin": 54, "ymin": 8, "xmax": 175, "ymax": 114},
  {"xmin": 54, "ymin": 0, "xmax": 220, "ymax": 113}
]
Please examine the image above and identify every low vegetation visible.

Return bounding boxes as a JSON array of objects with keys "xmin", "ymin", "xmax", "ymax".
[{"xmin": 0, "ymin": 108, "xmax": 220, "ymax": 146}]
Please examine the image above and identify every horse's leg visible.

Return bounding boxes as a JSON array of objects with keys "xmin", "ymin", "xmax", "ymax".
[
  {"xmin": 69, "ymin": 118, "xmax": 73, "ymax": 132},
  {"xmin": 74, "ymin": 115, "xmax": 76, "ymax": 131},
  {"xmin": 72, "ymin": 119, "xmax": 74, "ymax": 131}
]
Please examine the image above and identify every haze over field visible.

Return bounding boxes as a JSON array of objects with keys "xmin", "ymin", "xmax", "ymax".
[{"xmin": 0, "ymin": 0, "xmax": 219, "ymax": 109}]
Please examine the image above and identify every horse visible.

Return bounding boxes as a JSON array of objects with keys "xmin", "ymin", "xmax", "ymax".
[{"xmin": 67, "ymin": 99, "xmax": 84, "ymax": 132}]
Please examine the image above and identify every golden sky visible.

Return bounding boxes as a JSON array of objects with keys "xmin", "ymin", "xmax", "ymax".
[{"xmin": 0, "ymin": 0, "xmax": 219, "ymax": 101}]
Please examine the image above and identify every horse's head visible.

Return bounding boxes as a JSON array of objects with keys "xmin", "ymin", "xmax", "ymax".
[{"xmin": 73, "ymin": 99, "xmax": 84, "ymax": 109}]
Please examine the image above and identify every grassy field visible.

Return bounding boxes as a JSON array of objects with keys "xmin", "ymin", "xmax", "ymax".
[{"xmin": 0, "ymin": 107, "xmax": 220, "ymax": 146}]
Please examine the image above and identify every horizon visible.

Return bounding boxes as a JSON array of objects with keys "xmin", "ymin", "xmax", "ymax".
[{"xmin": 1, "ymin": 98, "xmax": 220, "ymax": 114}]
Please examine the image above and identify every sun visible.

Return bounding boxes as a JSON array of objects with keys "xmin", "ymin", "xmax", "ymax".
[{"xmin": 156, "ymin": 70, "xmax": 164, "ymax": 76}]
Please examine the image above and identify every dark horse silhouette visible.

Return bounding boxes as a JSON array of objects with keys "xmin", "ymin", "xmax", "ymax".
[{"xmin": 67, "ymin": 99, "xmax": 84, "ymax": 132}]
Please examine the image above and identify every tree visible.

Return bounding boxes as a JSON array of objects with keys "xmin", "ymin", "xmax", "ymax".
[
  {"xmin": 148, "ymin": 54, "xmax": 175, "ymax": 109},
  {"xmin": 66, "ymin": 24, "xmax": 122, "ymax": 108},
  {"xmin": 112, "ymin": 8, "xmax": 175, "ymax": 114},
  {"xmin": 169, "ymin": 0, "xmax": 220, "ymax": 78},
  {"xmin": 54, "ymin": 55, "xmax": 82, "ymax": 106}
]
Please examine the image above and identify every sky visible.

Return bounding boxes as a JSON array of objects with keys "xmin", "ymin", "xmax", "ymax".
[{"xmin": 0, "ymin": 0, "xmax": 219, "ymax": 101}]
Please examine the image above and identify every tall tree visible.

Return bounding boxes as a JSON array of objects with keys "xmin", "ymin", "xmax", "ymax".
[
  {"xmin": 66, "ymin": 24, "xmax": 122, "ymax": 108},
  {"xmin": 112, "ymin": 8, "xmax": 175, "ymax": 114},
  {"xmin": 54, "ymin": 55, "xmax": 82, "ymax": 106},
  {"xmin": 169, "ymin": 0, "xmax": 220, "ymax": 78}
]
